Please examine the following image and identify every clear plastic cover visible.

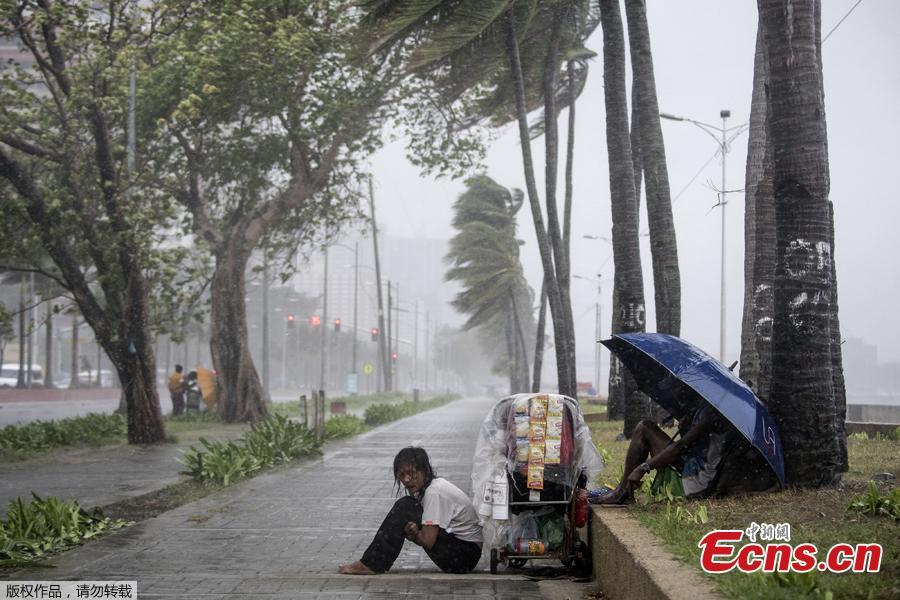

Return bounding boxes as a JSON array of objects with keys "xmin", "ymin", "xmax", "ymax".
[{"xmin": 471, "ymin": 393, "xmax": 604, "ymax": 548}]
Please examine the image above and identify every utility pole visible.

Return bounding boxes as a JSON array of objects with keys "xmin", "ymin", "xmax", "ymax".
[
  {"xmin": 660, "ymin": 110, "xmax": 747, "ymax": 362},
  {"xmin": 319, "ymin": 245, "xmax": 328, "ymax": 392},
  {"xmin": 351, "ymin": 240, "xmax": 359, "ymax": 391},
  {"xmin": 387, "ymin": 280, "xmax": 393, "ymax": 391},
  {"xmin": 424, "ymin": 311, "xmax": 430, "ymax": 393},
  {"xmin": 413, "ymin": 300, "xmax": 418, "ymax": 387},
  {"xmin": 368, "ymin": 177, "xmax": 390, "ymax": 392},
  {"xmin": 262, "ymin": 249, "xmax": 270, "ymax": 400}
]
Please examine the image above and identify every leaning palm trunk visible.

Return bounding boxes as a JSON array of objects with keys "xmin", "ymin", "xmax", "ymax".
[
  {"xmin": 532, "ymin": 279, "xmax": 547, "ymax": 393},
  {"xmin": 600, "ymin": 0, "xmax": 648, "ymax": 437},
  {"xmin": 624, "ymin": 0, "xmax": 680, "ymax": 336},
  {"xmin": 504, "ymin": 11, "xmax": 572, "ymax": 397},
  {"xmin": 739, "ymin": 23, "xmax": 776, "ymax": 402},
  {"xmin": 541, "ymin": 9, "xmax": 577, "ymax": 398},
  {"xmin": 760, "ymin": 0, "xmax": 841, "ymax": 487}
]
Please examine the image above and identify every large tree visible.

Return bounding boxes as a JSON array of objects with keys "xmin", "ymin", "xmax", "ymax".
[
  {"xmin": 0, "ymin": 0, "xmax": 169, "ymax": 442},
  {"xmin": 144, "ymin": 0, "xmax": 403, "ymax": 421},
  {"xmin": 624, "ymin": 0, "xmax": 680, "ymax": 337},
  {"xmin": 760, "ymin": 0, "xmax": 843, "ymax": 486}
]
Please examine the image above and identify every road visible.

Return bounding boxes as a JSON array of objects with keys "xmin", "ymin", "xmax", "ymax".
[{"xmin": 8, "ymin": 395, "xmax": 565, "ymax": 599}]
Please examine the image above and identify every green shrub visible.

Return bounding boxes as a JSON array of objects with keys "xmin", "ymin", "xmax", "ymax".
[
  {"xmin": 179, "ymin": 414, "xmax": 321, "ymax": 485},
  {"xmin": 0, "ymin": 494, "xmax": 129, "ymax": 567},
  {"xmin": 325, "ymin": 415, "xmax": 364, "ymax": 439},
  {"xmin": 0, "ymin": 413, "xmax": 126, "ymax": 453},
  {"xmin": 848, "ymin": 482, "xmax": 900, "ymax": 521},
  {"xmin": 363, "ymin": 394, "xmax": 459, "ymax": 426}
]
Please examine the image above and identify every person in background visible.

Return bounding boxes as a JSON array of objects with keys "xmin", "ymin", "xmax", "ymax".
[
  {"xmin": 167, "ymin": 364, "xmax": 184, "ymax": 416},
  {"xmin": 338, "ymin": 447, "xmax": 483, "ymax": 575}
]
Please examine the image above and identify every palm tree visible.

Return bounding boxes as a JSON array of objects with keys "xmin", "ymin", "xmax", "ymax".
[
  {"xmin": 446, "ymin": 175, "xmax": 533, "ymax": 393},
  {"xmin": 760, "ymin": 0, "xmax": 842, "ymax": 487},
  {"xmin": 623, "ymin": 0, "xmax": 681, "ymax": 336},
  {"xmin": 363, "ymin": 1, "xmax": 598, "ymax": 398},
  {"xmin": 598, "ymin": 0, "xmax": 648, "ymax": 437}
]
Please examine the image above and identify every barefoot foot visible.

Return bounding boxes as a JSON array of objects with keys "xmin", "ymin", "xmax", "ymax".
[{"xmin": 338, "ymin": 560, "xmax": 376, "ymax": 575}]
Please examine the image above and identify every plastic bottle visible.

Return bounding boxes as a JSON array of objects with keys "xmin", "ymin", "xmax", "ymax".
[{"xmin": 573, "ymin": 488, "xmax": 588, "ymax": 527}]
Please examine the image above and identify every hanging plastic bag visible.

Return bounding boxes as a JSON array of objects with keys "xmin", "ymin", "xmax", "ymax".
[{"xmin": 538, "ymin": 512, "xmax": 565, "ymax": 550}]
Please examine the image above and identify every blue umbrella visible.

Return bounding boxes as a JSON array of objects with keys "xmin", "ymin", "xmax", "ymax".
[{"xmin": 601, "ymin": 332, "xmax": 786, "ymax": 487}]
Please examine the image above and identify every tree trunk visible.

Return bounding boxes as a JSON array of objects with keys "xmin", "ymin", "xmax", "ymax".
[
  {"xmin": 210, "ymin": 245, "xmax": 268, "ymax": 423},
  {"xmin": 624, "ymin": 0, "xmax": 681, "ymax": 336},
  {"xmin": 504, "ymin": 10, "xmax": 571, "ymax": 397},
  {"xmin": 739, "ymin": 22, "xmax": 776, "ymax": 402},
  {"xmin": 16, "ymin": 275, "xmax": 25, "ymax": 388},
  {"xmin": 600, "ymin": 0, "xmax": 648, "ymax": 436},
  {"xmin": 814, "ymin": 0, "xmax": 846, "ymax": 472},
  {"xmin": 511, "ymin": 293, "xmax": 530, "ymax": 393},
  {"xmin": 532, "ymin": 279, "xmax": 547, "ymax": 393},
  {"xmin": 631, "ymin": 83, "xmax": 643, "ymax": 208},
  {"xmin": 504, "ymin": 313, "xmax": 516, "ymax": 395},
  {"xmin": 541, "ymin": 9, "xmax": 577, "ymax": 398},
  {"xmin": 761, "ymin": 0, "xmax": 840, "ymax": 487}
]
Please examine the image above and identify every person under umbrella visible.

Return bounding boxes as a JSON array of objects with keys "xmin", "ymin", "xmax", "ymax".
[{"xmin": 593, "ymin": 402, "xmax": 732, "ymax": 504}]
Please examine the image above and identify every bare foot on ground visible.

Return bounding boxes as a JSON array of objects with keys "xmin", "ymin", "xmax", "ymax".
[{"xmin": 338, "ymin": 560, "xmax": 376, "ymax": 575}]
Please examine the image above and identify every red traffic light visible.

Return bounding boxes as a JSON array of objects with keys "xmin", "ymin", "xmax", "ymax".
[
  {"xmin": 309, "ymin": 315, "xmax": 321, "ymax": 327},
  {"xmin": 333, "ymin": 318, "xmax": 341, "ymax": 332},
  {"xmin": 391, "ymin": 351, "xmax": 398, "ymax": 362},
  {"xmin": 371, "ymin": 327, "xmax": 379, "ymax": 341},
  {"xmin": 287, "ymin": 314, "xmax": 295, "ymax": 327}
]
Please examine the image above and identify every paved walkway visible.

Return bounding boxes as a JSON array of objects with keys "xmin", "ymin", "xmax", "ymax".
[{"xmin": 7, "ymin": 396, "xmax": 554, "ymax": 599}]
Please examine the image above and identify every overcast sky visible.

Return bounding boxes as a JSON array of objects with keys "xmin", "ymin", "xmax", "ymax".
[{"xmin": 365, "ymin": 0, "xmax": 900, "ymax": 389}]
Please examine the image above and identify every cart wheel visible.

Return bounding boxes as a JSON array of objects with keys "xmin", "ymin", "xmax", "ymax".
[
  {"xmin": 508, "ymin": 558, "xmax": 527, "ymax": 569},
  {"xmin": 490, "ymin": 548, "xmax": 499, "ymax": 575}
]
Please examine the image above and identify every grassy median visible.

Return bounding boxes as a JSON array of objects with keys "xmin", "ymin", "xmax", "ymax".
[{"xmin": 587, "ymin": 412, "xmax": 900, "ymax": 599}]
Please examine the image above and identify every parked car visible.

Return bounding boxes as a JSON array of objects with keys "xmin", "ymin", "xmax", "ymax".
[
  {"xmin": 0, "ymin": 363, "xmax": 45, "ymax": 387},
  {"xmin": 77, "ymin": 369, "xmax": 116, "ymax": 388}
]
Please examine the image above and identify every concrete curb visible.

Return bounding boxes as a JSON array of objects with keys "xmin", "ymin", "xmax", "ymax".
[{"xmin": 590, "ymin": 506, "xmax": 725, "ymax": 600}]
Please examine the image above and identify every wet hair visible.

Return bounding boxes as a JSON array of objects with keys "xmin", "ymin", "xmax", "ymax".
[
  {"xmin": 392, "ymin": 446, "xmax": 437, "ymax": 496},
  {"xmin": 175, "ymin": 364, "xmax": 183, "ymax": 373}
]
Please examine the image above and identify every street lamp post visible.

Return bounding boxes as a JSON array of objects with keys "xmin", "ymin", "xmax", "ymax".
[{"xmin": 660, "ymin": 110, "xmax": 748, "ymax": 362}]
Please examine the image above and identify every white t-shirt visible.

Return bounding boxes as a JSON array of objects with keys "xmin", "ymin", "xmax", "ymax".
[{"xmin": 421, "ymin": 478, "xmax": 483, "ymax": 544}]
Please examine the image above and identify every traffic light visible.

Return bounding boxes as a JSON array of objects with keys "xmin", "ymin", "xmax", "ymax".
[
  {"xmin": 391, "ymin": 351, "xmax": 398, "ymax": 363},
  {"xmin": 309, "ymin": 315, "xmax": 321, "ymax": 327},
  {"xmin": 287, "ymin": 314, "xmax": 295, "ymax": 328},
  {"xmin": 333, "ymin": 318, "xmax": 341, "ymax": 333},
  {"xmin": 371, "ymin": 327, "xmax": 379, "ymax": 341}
]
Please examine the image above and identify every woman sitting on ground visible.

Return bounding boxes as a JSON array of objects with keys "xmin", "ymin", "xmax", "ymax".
[{"xmin": 338, "ymin": 446, "xmax": 483, "ymax": 575}]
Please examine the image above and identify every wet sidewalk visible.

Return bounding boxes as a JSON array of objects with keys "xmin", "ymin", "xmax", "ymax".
[{"xmin": 7, "ymin": 396, "xmax": 553, "ymax": 599}]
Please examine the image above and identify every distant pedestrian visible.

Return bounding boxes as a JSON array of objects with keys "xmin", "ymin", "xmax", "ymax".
[
  {"xmin": 338, "ymin": 447, "xmax": 483, "ymax": 575},
  {"xmin": 168, "ymin": 365, "xmax": 184, "ymax": 416}
]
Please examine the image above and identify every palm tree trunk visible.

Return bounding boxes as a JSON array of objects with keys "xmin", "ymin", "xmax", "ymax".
[
  {"xmin": 815, "ymin": 0, "xmax": 846, "ymax": 472},
  {"xmin": 504, "ymin": 9, "xmax": 571, "ymax": 397},
  {"xmin": 761, "ymin": 0, "xmax": 840, "ymax": 487},
  {"xmin": 624, "ymin": 0, "xmax": 681, "ymax": 336},
  {"xmin": 739, "ymin": 22, "xmax": 775, "ymax": 402},
  {"xmin": 600, "ymin": 0, "xmax": 648, "ymax": 436},
  {"xmin": 631, "ymin": 83, "xmax": 643, "ymax": 207},
  {"xmin": 541, "ymin": 9, "xmax": 577, "ymax": 398},
  {"xmin": 532, "ymin": 279, "xmax": 547, "ymax": 393},
  {"xmin": 511, "ymin": 293, "xmax": 530, "ymax": 393}
]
